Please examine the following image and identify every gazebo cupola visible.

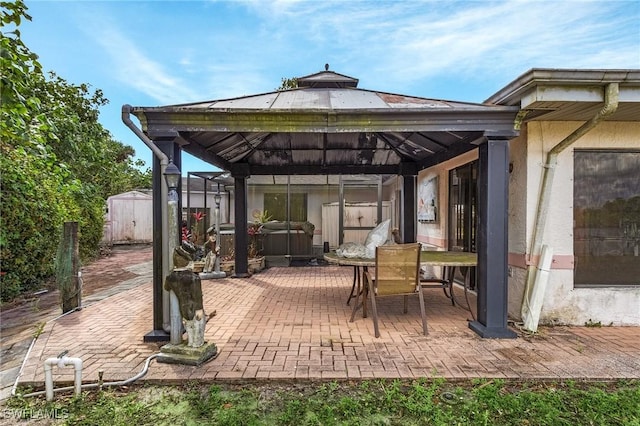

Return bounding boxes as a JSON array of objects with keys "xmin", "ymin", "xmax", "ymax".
[{"xmin": 296, "ymin": 65, "xmax": 359, "ymax": 88}]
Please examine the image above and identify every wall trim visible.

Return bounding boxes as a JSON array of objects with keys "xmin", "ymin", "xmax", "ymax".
[
  {"xmin": 417, "ymin": 235, "xmax": 446, "ymax": 248},
  {"xmin": 508, "ymin": 252, "xmax": 575, "ymax": 270}
]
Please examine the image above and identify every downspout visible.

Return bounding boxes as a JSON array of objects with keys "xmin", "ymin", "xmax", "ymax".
[
  {"xmin": 521, "ymin": 83, "xmax": 619, "ymax": 331},
  {"xmin": 122, "ymin": 105, "xmax": 169, "ymax": 162},
  {"xmin": 122, "ymin": 105, "xmax": 172, "ymax": 333}
]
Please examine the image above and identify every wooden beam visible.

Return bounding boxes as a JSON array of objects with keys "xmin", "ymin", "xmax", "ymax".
[{"xmin": 469, "ymin": 137, "xmax": 516, "ymax": 339}]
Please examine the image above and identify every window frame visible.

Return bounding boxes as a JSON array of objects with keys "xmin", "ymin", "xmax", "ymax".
[{"xmin": 573, "ymin": 148, "xmax": 640, "ymax": 288}]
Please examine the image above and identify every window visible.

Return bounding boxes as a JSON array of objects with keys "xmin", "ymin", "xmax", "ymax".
[
  {"xmin": 448, "ymin": 162, "xmax": 477, "ymax": 253},
  {"xmin": 448, "ymin": 162, "xmax": 478, "ymax": 289},
  {"xmin": 574, "ymin": 150, "xmax": 640, "ymax": 286},
  {"xmin": 263, "ymin": 192, "xmax": 307, "ymax": 222}
]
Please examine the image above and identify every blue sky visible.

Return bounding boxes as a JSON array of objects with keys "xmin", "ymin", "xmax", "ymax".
[{"xmin": 20, "ymin": 0, "xmax": 640, "ymax": 174}]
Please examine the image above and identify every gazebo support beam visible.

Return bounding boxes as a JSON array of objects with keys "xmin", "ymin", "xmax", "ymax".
[
  {"xmin": 232, "ymin": 166, "xmax": 250, "ymax": 277},
  {"xmin": 145, "ymin": 139, "xmax": 181, "ymax": 343},
  {"xmin": 401, "ymin": 175, "xmax": 417, "ymax": 243},
  {"xmin": 469, "ymin": 137, "xmax": 516, "ymax": 338}
]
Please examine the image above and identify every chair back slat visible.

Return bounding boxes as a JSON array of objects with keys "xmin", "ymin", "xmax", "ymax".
[{"xmin": 375, "ymin": 243, "xmax": 420, "ymax": 295}]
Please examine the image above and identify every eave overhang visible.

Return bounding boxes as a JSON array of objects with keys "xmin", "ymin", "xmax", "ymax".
[{"xmin": 485, "ymin": 68, "xmax": 640, "ymax": 122}]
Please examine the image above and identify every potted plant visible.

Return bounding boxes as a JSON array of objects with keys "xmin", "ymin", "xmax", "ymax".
[{"xmin": 219, "ymin": 210, "xmax": 271, "ymax": 274}]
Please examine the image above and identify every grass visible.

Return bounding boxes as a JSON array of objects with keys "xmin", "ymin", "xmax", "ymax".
[{"xmin": 7, "ymin": 379, "xmax": 640, "ymax": 425}]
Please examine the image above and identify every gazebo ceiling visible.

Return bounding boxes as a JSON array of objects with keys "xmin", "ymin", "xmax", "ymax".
[{"xmin": 131, "ymin": 69, "xmax": 520, "ymax": 175}]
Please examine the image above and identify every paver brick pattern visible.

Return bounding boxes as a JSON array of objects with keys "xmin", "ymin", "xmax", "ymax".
[{"xmin": 17, "ymin": 263, "xmax": 640, "ymax": 389}]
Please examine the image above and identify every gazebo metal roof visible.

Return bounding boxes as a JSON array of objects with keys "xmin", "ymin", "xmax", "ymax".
[{"xmin": 131, "ymin": 69, "xmax": 519, "ymax": 176}]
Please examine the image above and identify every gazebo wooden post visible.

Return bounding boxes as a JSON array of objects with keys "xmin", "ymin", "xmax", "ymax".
[
  {"xmin": 469, "ymin": 137, "xmax": 517, "ymax": 338},
  {"xmin": 145, "ymin": 138, "xmax": 181, "ymax": 342},
  {"xmin": 232, "ymin": 165, "xmax": 250, "ymax": 277},
  {"xmin": 401, "ymin": 163, "xmax": 418, "ymax": 243}
]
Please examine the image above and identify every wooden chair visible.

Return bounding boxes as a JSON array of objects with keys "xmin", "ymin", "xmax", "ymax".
[{"xmin": 353, "ymin": 243, "xmax": 428, "ymax": 338}]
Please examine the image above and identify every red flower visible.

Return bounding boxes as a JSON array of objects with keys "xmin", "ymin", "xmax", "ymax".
[{"xmin": 192, "ymin": 212, "xmax": 206, "ymax": 222}]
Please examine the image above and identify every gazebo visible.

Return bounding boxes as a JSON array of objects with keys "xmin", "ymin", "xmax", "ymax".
[{"xmin": 123, "ymin": 67, "xmax": 520, "ymax": 340}]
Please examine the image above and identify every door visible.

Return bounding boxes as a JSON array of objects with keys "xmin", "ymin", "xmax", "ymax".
[{"xmin": 448, "ymin": 162, "xmax": 477, "ymax": 288}]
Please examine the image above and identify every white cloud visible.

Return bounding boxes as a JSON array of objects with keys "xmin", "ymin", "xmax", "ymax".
[
  {"xmin": 92, "ymin": 27, "xmax": 201, "ymax": 104},
  {"xmin": 74, "ymin": 0, "xmax": 639, "ymax": 106},
  {"xmin": 364, "ymin": 2, "xmax": 638, "ymax": 82},
  {"xmin": 225, "ymin": 0, "xmax": 639, "ymax": 89}
]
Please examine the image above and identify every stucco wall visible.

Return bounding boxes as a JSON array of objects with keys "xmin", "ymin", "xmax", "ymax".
[
  {"xmin": 515, "ymin": 121, "xmax": 640, "ymax": 326},
  {"xmin": 417, "ymin": 150, "xmax": 478, "ymax": 248},
  {"xmin": 506, "ymin": 133, "xmax": 529, "ymax": 318},
  {"xmin": 417, "ymin": 123, "xmax": 639, "ymax": 326}
]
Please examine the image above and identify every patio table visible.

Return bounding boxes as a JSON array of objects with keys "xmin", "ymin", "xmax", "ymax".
[{"xmin": 324, "ymin": 250, "xmax": 477, "ymax": 314}]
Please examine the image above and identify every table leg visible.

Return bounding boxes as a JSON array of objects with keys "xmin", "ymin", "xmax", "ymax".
[
  {"xmin": 349, "ymin": 266, "xmax": 368, "ymax": 321},
  {"xmin": 347, "ymin": 266, "xmax": 360, "ymax": 305},
  {"xmin": 446, "ymin": 266, "xmax": 456, "ymax": 306},
  {"xmin": 425, "ymin": 266, "xmax": 455, "ymax": 305},
  {"xmin": 362, "ymin": 266, "xmax": 368, "ymax": 318}
]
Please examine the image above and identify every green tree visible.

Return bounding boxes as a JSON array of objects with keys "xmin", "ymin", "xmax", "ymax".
[
  {"xmin": 277, "ymin": 76, "xmax": 298, "ymax": 91},
  {"xmin": 0, "ymin": 1, "xmax": 151, "ymax": 302}
]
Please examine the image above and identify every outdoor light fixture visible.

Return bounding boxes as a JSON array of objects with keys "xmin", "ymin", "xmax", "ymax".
[
  {"xmin": 163, "ymin": 159, "xmax": 181, "ymax": 191},
  {"xmin": 212, "ymin": 172, "xmax": 229, "ymax": 208}
]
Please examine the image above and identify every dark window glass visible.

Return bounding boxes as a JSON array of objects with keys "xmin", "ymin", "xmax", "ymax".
[
  {"xmin": 263, "ymin": 193, "xmax": 307, "ymax": 222},
  {"xmin": 448, "ymin": 162, "xmax": 477, "ymax": 289},
  {"xmin": 448, "ymin": 162, "xmax": 477, "ymax": 253},
  {"xmin": 574, "ymin": 150, "xmax": 640, "ymax": 286}
]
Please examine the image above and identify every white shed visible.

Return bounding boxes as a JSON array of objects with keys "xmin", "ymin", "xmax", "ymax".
[{"xmin": 102, "ymin": 191, "xmax": 153, "ymax": 244}]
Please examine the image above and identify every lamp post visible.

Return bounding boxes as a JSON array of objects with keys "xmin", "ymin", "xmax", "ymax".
[
  {"xmin": 212, "ymin": 191, "xmax": 225, "ymax": 277},
  {"xmin": 201, "ymin": 181, "xmax": 226, "ymax": 279},
  {"xmin": 163, "ymin": 159, "xmax": 183, "ymax": 345},
  {"xmin": 163, "ymin": 159, "xmax": 181, "ymax": 270}
]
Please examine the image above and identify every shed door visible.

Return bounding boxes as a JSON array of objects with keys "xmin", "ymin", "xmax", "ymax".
[{"xmin": 111, "ymin": 196, "xmax": 152, "ymax": 243}]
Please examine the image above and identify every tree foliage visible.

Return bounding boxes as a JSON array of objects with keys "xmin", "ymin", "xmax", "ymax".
[
  {"xmin": 277, "ymin": 77, "xmax": 298, "ymax": 91},
  {"xmin": 0, "ymin": 1, "xmax": 151, "ymax": 302}
]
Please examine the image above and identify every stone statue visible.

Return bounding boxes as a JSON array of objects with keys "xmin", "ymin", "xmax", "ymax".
[
  {"xmin": 173, "ymin": 244, "xmax": 193, "ymax": 269},
  {"xmin": 163, "ymin": 269, "xmax": 206, "ymax": 347},
  {"xmin": 203, "ymin": 227, "xmax": 219, "ymax": 273}
]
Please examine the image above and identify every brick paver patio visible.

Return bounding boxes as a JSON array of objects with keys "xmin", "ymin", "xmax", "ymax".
[{"xmin": 16, "ymin": 263, "xmax": 640, "ymax": 391}]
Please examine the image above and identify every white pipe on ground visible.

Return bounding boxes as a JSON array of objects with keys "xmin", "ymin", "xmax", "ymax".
[
  {"xmin": 43, "ymin": 356, "xmax": 83, "ymax": 401},
  {"xmin": 18, "ymin": 354, "xmax": 160, "ymax": 400},
  {"xmin": 10, "ymin": 307, "xmax": 82, "ymax": 398}
]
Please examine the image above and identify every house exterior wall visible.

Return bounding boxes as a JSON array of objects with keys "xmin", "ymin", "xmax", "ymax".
[
  {"xmin": 416, "ymin": 151, "xmax": 478, "ymax": 279},
  {"xmin": 515, "ymin": 121, "xmax": 640, "ymax": 326},
  {"xmin": 417, "ymin": 122, "xmax": 639, "ymax": 326}
]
